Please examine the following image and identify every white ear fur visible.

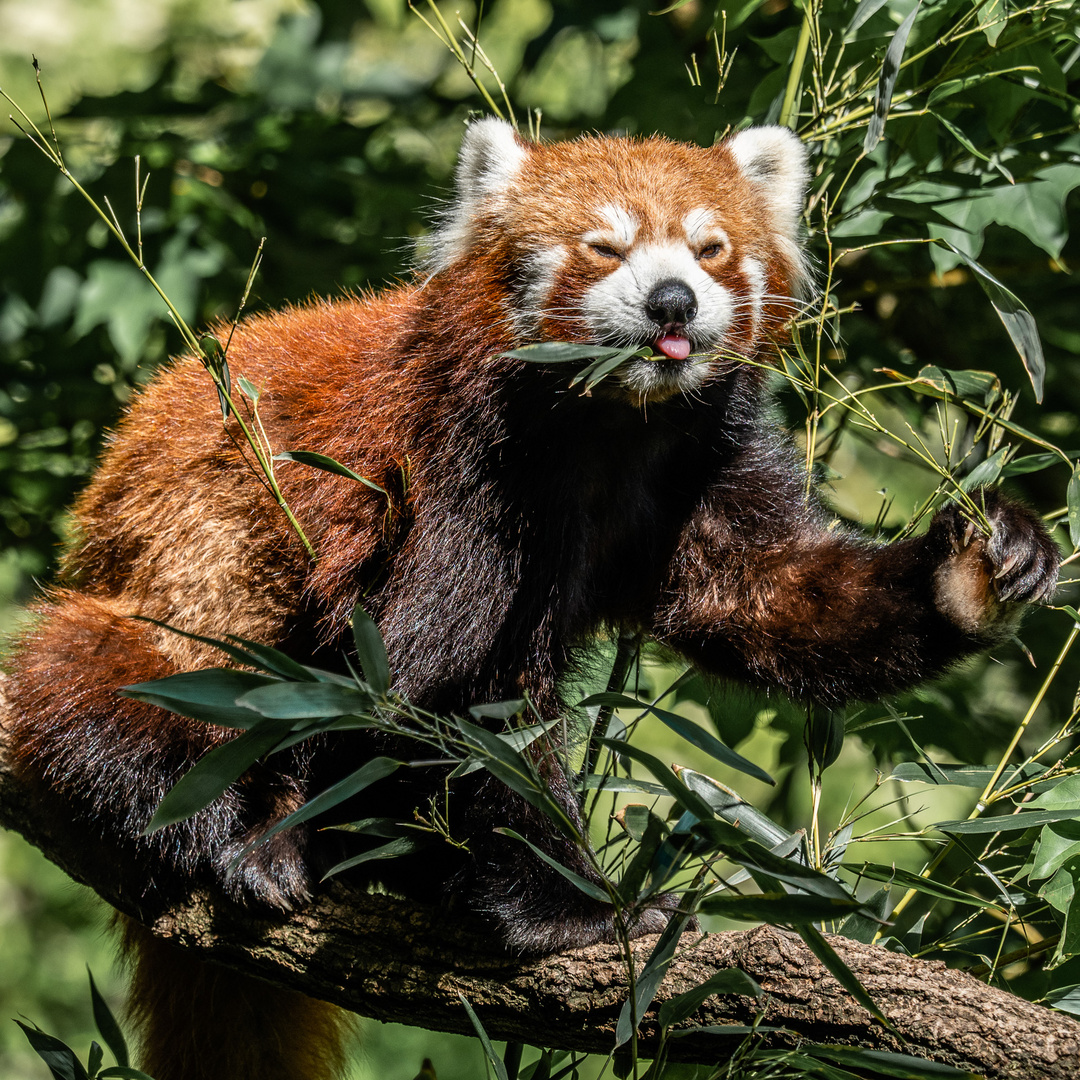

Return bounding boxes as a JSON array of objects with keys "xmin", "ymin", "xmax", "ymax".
[
  {"xmin": 726, "ymin": 126, "xmax": 810, "ymax": 294},
  {"xmin": 422, "ymin": 118, "xmax": 528, "ymax": 273},
  {"xmin": 727, "ymin": 126, "xmax": 808, "ymax": 243},
  {"xmin": 456, "ymin": 117, "xmax": 528, "ymax": 200}
]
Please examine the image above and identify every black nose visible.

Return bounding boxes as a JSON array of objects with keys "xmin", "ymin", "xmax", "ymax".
[{"xmin": 645, "ymin": 279, "xmax": 698, "ymax": 331}]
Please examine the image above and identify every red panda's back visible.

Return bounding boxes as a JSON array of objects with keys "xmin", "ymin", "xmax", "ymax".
[{"xmin": 59, "ymin": 286, "xmax": 425, "ymax": 664}]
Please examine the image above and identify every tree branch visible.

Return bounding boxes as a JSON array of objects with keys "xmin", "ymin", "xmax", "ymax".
[{"xmin": 1, "ymin": 705, "xmax": 1077, "ymax": 1079}]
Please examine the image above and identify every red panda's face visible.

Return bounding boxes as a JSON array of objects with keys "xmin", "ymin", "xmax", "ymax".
[
  {"xmin": 546, "ymin": 200, "xmax": 761, "ymax": 403},
  {"xmin": 426, "ymin": 119, "xmax": 810, "ymax": 404}
]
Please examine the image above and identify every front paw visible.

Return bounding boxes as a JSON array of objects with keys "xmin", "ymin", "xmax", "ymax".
[{"xmin": 930, "ymin": 487, "xmax": 1059, "ymax": 637}]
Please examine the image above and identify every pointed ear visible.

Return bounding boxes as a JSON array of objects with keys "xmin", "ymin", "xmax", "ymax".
[
  {"xmin": 421, "ymin": 118, "xmax": 529, "ymax": 273},
  {"xmin": 455, "ymin": 117, "xmax": 528, "ymax": 202},
  {"xmin": 725, "ymin": 126, "xmax": 809, "ymax": 244}
]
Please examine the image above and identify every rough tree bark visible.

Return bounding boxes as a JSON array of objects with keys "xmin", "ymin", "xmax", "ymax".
[{"xmin": 0, "ymin": 722, "xmax": 1077, "ymax": 1080}]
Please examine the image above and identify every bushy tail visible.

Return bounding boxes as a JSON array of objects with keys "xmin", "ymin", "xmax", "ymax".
[{"xmin": 118, "ymin": 917, "xmax": 354, "ymax": 1080}]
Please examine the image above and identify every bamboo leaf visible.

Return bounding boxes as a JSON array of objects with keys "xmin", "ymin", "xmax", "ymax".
[
  {"xmin": 14, "ymin": 1022, "xmax": 90, "ymax": 1080},
  {"xmin": 615, "ymin": 803, "xmax": 654, "ymax": 841},
  {"xmin": 931, "ymin": 111, "xmax": 991, "ymax": 163},
  {"xmin": 458, "ymin": 720, "xmax": 574, "ymax": 835},
  {"xmin": 846, "ymin": 0, "xmax": 891, "ymax": 37},
  {"xmin": 275, "ymin": 450, "xmax": 387, "ymax": 494},
  {"xmin": 144, "ymin": 719, "xmax": 295, "ymax": 833},
  {"xmin": 496, "ymin": 828, "xmax": 611, "ymax": 903},
  {"xmin": 864, "ymin": 3, "xmax": 920, "ymax": 153},
  {"xmin": 237, "ymin": 375, "xmax": 261, "ymax": 402},
  {"xmin": 806, "ymin": 706, "xmax": 845, "ymax": 771},
  {"xmin": 571, "ymin": 348, "xmax": 646, "ymax": 392},
  {"xmin": 797, "ymin": 924, "xmax": 892, "ymax": 1028},
  {"xmin": 696, "ymin": 892, "xmax": 863, "ymax": 923},
  {"xmin": 806, "ymin": 1045, "xmax": 978, "ymax": 1078},
  {"xmin": 1044, "ymin": 983, "xmax": 1080, "ymax": 1018},
  {"xmin": 597, "ymin": 738, "xmax": 717, "ymax": 821},
  {"xmin": 1068, "ymin": 464, "xmax": 1080, "ymax": 548},
  {"xmin": 961, "ymin": 446, "xmax": 1009, "ymax": 492},
  {"xmin": 469, "ymin": 699, "xmax": 528, "ymax": 721},
  {"xmin": 89, "ymin": 969, "xmax": 129, "ymax": 1068},
  {"xmin": 837, "ymin": 885, "xmax": 892, "ymax": 945},
  {"xmin": 322, "ymin": 836, "xmax": 422, "ymax": 878},
  {"xmin": 1003, "ymin": 452, "xmax": 1079, "ymax": 478},
  {"xmin": 500, "ymin": 343, "xmax": 619, "ymax": 364},
  {"xmin": 581, "ymin": 693, "xmax": 773, "ymax": 784},
  {"xmin": 944, "ymin": 246, "xmax": 1045, "ymax": 401},
  {"xmin": 223, "ymin": 637, "xmax": 322, "ymax": 682},
  {"xmin": 237, "ymin": 681, "xmax": 375, "ymax": 719},
  {"xmin": 454, "ymin": 718, "xmax": 559, "ymax": 777},
  {"xmin": 351, "ymin": 604, "xmax": 391, "ymax": 695},
  {"xmin": 130, "ymin": 615, "xmax": 272, "ymax": 671},
  {"xmin": 678, "ymin": 769, "xmax": 793, "ymax": 847},
  {"xmin": 891, "ymin": 761, "xmax": 1049, "ymax": 788},
  {"xmin": 238, "ymin": 756, "xmax": 401, "ymax": 858},
  {"xmin": 856, "ymin": 863, "xmax": 998, "ymax": 910},
  {"xmin": 658, "ymin": 969, "xmax": 762, "ymax": 1028},
  {"xmin": 616, "ymin": 809, "xmax": 668, "ymax": 904},
  {"xmin": 458, "ymin": 995, "xmax": 509, "ymax": 1080},
  {"xmin": 120, "ymin": 669, "xmax": 275, "ymax": 728},
  {"xmin": 881, "ymin": 365, "xmax": 1001, "ymax": 405},
  {"xmin": 501, "ymin": 341, "xmax": 650, "ymax": 391},
  {"xmin": 581, "ymin": 775, "xmax": 670, "ymax": 797},
  {"xmin": 331, "ymin": 815, "xmax": 412, "ymax": 836},
  {"xmin": 935, "ymin": 809, "xmax": 1080, "ymax": 833},
  {"xmin": 730, "ymin": 845, "xmax": 865, "ymax": 905}
]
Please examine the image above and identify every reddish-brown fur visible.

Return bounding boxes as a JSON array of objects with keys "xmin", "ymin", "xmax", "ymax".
[{"xmin": 2, "ymin": 120, "xmax": 1059, "ymax": 1079}]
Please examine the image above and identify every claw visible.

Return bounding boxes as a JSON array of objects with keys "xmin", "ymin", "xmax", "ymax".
[
  {"xmin": 994, "ymin": 552, "xmax": 1020, "ymax": 580},
  {"xmin": 1038, "ymin": 576, "xmax": 1059, "ymax": 603},
  {"xmin": 962, "ymin": 518, "xmax": 977, "ymax": 548}
]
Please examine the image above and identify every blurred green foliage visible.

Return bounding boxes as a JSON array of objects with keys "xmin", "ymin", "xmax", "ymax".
[{"xmin": 1, "ymin": 0, "xmax": 1079, "ymax": 1077}]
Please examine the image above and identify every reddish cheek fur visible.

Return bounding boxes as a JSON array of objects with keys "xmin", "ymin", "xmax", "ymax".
[
  {"xmin": 706, "ymin": 259, "xmax": 758, "ymax": 352},
  {"xmin": 763, "ymin": 258, "xmax": 800, "ymax": 328}
]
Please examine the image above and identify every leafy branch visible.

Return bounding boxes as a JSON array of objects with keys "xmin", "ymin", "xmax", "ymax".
[{"xmin": 1, "ymin": 61, "xmax": 317, "ymax": 560}]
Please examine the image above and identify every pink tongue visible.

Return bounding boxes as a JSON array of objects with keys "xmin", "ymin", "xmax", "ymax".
[{"xmin": 655, "ymin": 334, "xmax": 691, "ymax": 361}]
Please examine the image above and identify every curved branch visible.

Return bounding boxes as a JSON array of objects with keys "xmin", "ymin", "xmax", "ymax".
[{"xmin": 0, "ymin": 709, "xmax": 1077, "ymax": 1080}]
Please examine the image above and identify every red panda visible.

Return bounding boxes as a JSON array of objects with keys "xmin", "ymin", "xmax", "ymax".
[{"xmin": 2, "ymin": 118, "xmax": 1059, "ymax": 1080}]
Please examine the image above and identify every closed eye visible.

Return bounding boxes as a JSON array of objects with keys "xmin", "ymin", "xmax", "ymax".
[{"xmin": 589, "ymin": 243, "xmax": 624, "ymax": 261}]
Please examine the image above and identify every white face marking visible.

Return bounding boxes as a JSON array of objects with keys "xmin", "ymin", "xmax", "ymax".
[
  {"xmin": 683, "ymin": 208, "xmax": 728, "ymax": 252},
  {"xmin": 602, "ymin": 204, "xmax": 639, "ymax": 246},
  {"xmin": 509, "ymin": 246, "xmax": 567, "ymax": 338},
  {"xmin": 580, "ymin": 239, "xmax": 735, "ymax": 401},
  {"xmin": 583, "ymin": 204, "xmax": 639, "ymax": 251},
  {"xmin": 739, "ymin": 255, "xmax": 767, "ymax": 337},
  {"xmin": 504, "ymin": 196, "xmax": 779, "ymax": 405}
]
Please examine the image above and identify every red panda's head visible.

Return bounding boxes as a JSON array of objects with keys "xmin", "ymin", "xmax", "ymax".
[{"xmin": 423, "ymin": 118, "xmax": 809, "ymax": 404}]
